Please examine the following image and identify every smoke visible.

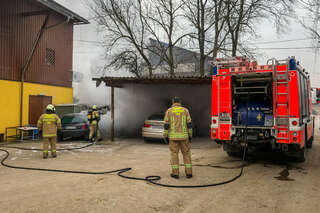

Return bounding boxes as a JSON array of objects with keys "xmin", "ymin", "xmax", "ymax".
[
  {"xmin": 55, "ymin": 0, "xmax": 320, "ymax": 140},
  {"xmin": 104, "ymin": 84, "xmax": 212, "ymax": 138}
]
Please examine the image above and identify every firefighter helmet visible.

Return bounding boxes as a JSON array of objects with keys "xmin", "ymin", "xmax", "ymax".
[
  {"xmin": 92, "ymin": 105, "xmax": 97, "ymax": 110},
  {"xmin": 46, "ymin": 104, "xmax": 55, "ymax": 112}
]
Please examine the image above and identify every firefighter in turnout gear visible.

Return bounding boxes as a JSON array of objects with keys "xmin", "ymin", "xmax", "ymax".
[
  {"xmin": 37, "ymin": 104, "xmax": 62, "ymax": 159},
  {"xmin": 88, "ymin": 105, "xmax": 101, "ymax": 142},
  {"xmin": 164, "ymin": 97, "xmax": 193, "ymax": 179}
]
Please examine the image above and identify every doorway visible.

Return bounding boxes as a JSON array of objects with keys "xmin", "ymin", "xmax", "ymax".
[{"xmin": 29, "ymin": 95, "xmax": 52, "ymax": 125}]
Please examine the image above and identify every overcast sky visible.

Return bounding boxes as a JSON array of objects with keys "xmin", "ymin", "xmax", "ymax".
[{"xmin": 56, "ymin": 0, "xmax": 320, "ymax": 88}]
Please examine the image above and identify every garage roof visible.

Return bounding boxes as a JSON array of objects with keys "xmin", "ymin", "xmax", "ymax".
[{"xmin": 93, "ymin": 75, "xmax": 212, "ymax": 88}]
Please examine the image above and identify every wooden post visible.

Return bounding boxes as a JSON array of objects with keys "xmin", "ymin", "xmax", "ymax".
[{"xmin": 111, "ymin": 86, "xmax": 115, "ymax": 141}]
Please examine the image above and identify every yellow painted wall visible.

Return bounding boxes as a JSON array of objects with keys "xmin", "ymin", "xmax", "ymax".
[{"xmin": 0, "ymin": 80, "xmax": 73, "ymax": 136}]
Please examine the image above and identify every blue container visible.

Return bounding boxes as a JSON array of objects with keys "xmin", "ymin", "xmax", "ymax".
[
  {"xmin": 233, "ymin": 101, "xmax": 272, "ymax": 126},
  {"xmin": 33, "ymin": 129, "xmax": 39, "ymax": 139},
  {"xmin": 212, "ymin": 66, "xmax": 218, "ymax": 76}
]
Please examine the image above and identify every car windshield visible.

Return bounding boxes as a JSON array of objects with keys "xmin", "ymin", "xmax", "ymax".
[
  {"xmin": 62, "ymin": 115, "xmax": 86, "ymax": 124},
  {"xmin": 148, "ymin": 113, "xmax": 164, "ymax": 121}
]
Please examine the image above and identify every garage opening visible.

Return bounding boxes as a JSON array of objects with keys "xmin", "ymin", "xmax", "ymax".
[{"xmin": 93, "ymin": 75, "xmax": 212, "ymax": 141}]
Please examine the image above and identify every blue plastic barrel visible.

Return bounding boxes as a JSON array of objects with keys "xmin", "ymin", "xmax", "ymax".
[{"xmin": 212, "ymin": 66, "xmax": 218, "ymax": 76}]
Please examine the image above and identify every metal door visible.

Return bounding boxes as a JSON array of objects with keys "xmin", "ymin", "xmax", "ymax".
[{"xmin": 28, "ymin": 95, "xmax": 52, "ymax": 125}]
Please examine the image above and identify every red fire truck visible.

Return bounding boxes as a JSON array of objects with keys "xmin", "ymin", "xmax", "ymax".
[{"xmin": 211, "ymin": 56, "xmax": 314, "ymax": 162}]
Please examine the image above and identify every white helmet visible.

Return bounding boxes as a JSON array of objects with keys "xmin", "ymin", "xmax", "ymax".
[{"xmin": 46, "ymin": 104, "xmax": 55, "ymax": 112}]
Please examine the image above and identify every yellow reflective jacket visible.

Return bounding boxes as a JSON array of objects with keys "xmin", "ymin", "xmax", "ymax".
[
  {"xmin": 37, "ymin": 113, "xmax": 62, "ymax": 138},
  {"xmin": 164, "ymin": 103, "xmax": 192, "ymax": 140},
  {"xmin": 88, "ymin": 110, "xmax": 100, "ymax": 125}
]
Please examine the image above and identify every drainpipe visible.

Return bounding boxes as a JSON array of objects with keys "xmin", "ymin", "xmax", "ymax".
[
  {"xmin": 20, "ymin": 14, "xmax": 50, "ymax": 126},
  {"xmin": 19, "ymin": 15, "xmax": 72, "ymax": 126}
]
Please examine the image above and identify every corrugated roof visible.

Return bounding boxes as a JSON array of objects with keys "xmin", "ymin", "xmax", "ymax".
[
  {"xmin": 34, "ymin": 0, "xmax": 89, "ymax": 25},
  {"xmin": 93, "ymin": 74, "xmax": 212, "ymax": 88}
]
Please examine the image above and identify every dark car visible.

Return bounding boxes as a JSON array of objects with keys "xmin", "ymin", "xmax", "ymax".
[{"xmin": 58, "ymin": 113, "xmax": 89, "ymax": 141}]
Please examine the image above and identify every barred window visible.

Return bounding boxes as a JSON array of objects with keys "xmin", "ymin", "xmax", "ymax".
[{"xmin": 46, "ymin": 48, "xmax": 55, "ymax": 66}]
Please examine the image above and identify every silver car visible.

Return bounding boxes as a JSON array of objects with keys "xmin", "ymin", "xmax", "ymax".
[
  {"xmin": 142, "ymin": 112, "xmax": 197, "ymax": 142},
  {"xmin": 142, "ymin": 112, "xmax": 166, "ymax": 142}
]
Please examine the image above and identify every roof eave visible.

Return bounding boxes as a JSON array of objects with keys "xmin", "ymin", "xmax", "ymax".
[{"xmin": 35, "ymin": 0, "xmax": 89, "ymax": 25}]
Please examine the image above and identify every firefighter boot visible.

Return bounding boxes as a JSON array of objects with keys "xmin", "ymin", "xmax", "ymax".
[
  {"xmin": 181, "ymin": 139, "xmax": 193, "ymax": 177},
  {"xmin": 43, "ymin": 151, "xmax": 48, "ymax": 159},
  {"xmin": 52, "ymin": 150, "xmax": 57, "ymax": 158},
  {"xmin": 170, "ymin": 173, "xmax": 179, "ymax": 179}
]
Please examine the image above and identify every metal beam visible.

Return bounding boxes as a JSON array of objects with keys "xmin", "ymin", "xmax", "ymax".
[{"xmin": 111, "ymin": 87, "xmax": 115, "ymax": 141}]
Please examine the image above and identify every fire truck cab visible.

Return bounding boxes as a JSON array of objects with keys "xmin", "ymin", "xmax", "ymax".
[{"xmin": 211, "ymin": 56, "xmax": 314, "ymax": 162}]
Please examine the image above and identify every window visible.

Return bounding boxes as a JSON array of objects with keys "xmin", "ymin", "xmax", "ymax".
[
  {"xmin": 61, "ymin": 115, "xmax": 86, "ymax": 124},
  {"xmin": 46, "ymin": 48, "xmax": 55, "ymax": 66}
]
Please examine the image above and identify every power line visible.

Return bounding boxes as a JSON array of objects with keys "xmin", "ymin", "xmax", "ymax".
[
  {"xmin": 74, "ymin": 40, "xmax": 104, "ymax": 44},
  {"xmin": 248, "ymin": 37, "xmax": 314, "ymax": 45},
  {"xmin": 257, "ymin": 46, "xmax": 319, "ymax": 50}
]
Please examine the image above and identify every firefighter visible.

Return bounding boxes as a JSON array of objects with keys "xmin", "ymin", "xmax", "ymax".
[
  {"xmin": 37, "ymin": 104, "xmax": 61, "ymax": 159},
  {"xmin": 88, "ymin": 105, "xmax": 101, "ymax": 142},
  {"xmin": 164, "ymin": 97, "xmax": 193, "ymax": 179}
]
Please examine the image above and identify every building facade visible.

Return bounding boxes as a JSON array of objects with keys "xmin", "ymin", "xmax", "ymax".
[{"xmin": 0, "ymin": 0, "xmax": 88, "ymax": 138}]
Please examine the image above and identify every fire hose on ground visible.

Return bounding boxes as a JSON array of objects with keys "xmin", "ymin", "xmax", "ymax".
[
  {"xmin": 0, "ymin": 93, "xmax": 251, "ymax": 188},
  {"xmin": 0, "ymin": 140, "xmax": 248, "ymax": 188}
]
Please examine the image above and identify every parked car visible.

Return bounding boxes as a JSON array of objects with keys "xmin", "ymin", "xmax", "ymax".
[
  {"xmin": 142, "ymin": 112, "xmax": 197, "ymax": 143},
  {"xmin": 58, "ymin": 113, "xmax": 89, "ymax": 141},
  {"xmin": 142, "ymin": 112, "xmax": 165, "ymax": 142}
]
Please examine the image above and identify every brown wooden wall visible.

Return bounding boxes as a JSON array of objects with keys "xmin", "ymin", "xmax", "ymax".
[{"xmin": 0, "ymin": 0, "xmax": 73, "ymax": 87}]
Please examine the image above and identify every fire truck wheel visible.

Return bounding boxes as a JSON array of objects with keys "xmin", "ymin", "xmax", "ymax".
[
  {"xmin": 295, "ymin": 147, "xmax": 306, "ymax": 163},
  {"xmin": 306, "ymin": 136, "xmax": 313, "ymax": 148},
  {"xmin": 227, "ymin": 151, "xmax": 242, "ymax": 158}
]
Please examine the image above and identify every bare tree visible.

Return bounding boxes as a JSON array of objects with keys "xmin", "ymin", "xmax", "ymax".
[
  {"xmin": 144, "ymin": 0, "xmax": 191, "ymax": 76},
  {"xmin": 299, "ymin": 0, "xmax": 320, "ymax": 39},
  {"xmin": 182, "ymin": 0, "xmax": 229, "ymax": 76},
  {"xmin": 88, "ymin": 0, "xmax": 153, "ymax": 77},
  {"xmin": 224, "ymin": 0, "xmax": 295, "ymax": 56}
]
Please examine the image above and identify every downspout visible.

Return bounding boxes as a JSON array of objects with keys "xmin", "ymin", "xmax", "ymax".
[
  {"xmin": 20, "ymin": 14, "xmax": 50, "ymax": 126},
  {"xmin": 19, "ymin": 15, "xmax": 71, "ymax": 126}
]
